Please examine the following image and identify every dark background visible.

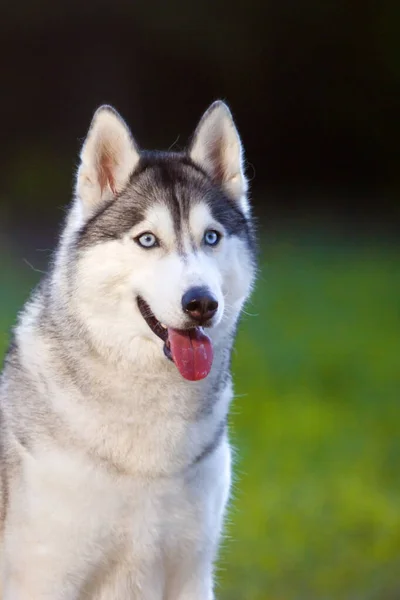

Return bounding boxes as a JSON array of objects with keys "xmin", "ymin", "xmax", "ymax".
[{"xmin": 0, "ymin": 0, "xmax": 399, "ymax": 249}]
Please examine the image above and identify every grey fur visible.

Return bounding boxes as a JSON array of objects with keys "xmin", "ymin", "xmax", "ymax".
[
  {"xmin": 77, "ymin": 152, "xmax": 255, "ymax": 256},
  {"xmin": 192, "ymin": 418, "xmax": 227, "ymax": 466},
  {"xmin": 0, "ymin": 102, "xmax": 257, "ymax": 598}
]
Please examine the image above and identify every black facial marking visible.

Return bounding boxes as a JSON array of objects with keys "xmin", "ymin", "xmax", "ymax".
[
  {"xmin": 142, "ymin": 159, "xmax": 186, "ymax": 252},
  {"xmin": 75, "ymin": 150, "xmax": 256, "ymax": 262},
  {"xmin": 76, "ymin": 194, "xmax": 145, "ymax": 249}
]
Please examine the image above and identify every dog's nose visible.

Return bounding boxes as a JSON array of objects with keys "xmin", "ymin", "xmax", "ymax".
[{"xmin": 182, "ymin": 287, "xmax": 219, "ymax": 324}]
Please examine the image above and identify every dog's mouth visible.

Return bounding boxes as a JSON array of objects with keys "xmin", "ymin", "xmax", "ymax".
[{"xmin": 137, "ymin": 296, "xmax": 213, "ymax": 382}]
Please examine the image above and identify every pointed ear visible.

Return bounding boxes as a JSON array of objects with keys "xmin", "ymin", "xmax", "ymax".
[
  {"xmin": 76, "ymin": 105, "xmax": 140, "ymax": 213},
  {"xmin": 189, "ymin": 101, "xmax": 249, "ymax": 214}
]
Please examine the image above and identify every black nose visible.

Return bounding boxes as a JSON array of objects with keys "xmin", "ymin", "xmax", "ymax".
[{"xmin": 182, "ymin": 287, "xmax": 219, "ymax": 324}]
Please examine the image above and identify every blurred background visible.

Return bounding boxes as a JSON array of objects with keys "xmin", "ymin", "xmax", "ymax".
[{"xmin": 1, "ymin": 1, "xmax": 399, "ymax": 598}]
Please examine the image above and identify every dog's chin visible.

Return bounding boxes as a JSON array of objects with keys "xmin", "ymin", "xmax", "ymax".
[{"xmin": 136, "ymin": 296, "xmax": 215, "ymax": 382}]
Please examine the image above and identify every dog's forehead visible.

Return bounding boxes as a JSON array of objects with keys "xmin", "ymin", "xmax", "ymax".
[
  {"xmin": 129, "ymin": 157, "xmax": 209, "ymax": 214},
  {"xmin": 128, "ymin": 156, "xmax": 247, "ymax": 236},
  {"xmin": 124, "ymin": 157, "xmax": 215, "ymax": 239},
  {"xmin": 77, "ymin": 153, "xmax": 251, "ymax": 248},
  {"xmin": 142, "ymin": 201, "xmax": 213, "ymax": 236}
]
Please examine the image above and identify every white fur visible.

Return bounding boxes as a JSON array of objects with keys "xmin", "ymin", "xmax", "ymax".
[{"xmin": 0, "ymin": 103, "xmax": 255, "ymax": 599}]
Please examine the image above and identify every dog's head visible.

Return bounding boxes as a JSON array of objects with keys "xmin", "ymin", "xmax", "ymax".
[{"xmin": 65, "ymin": 103, "xmax": 256, "ymax": 381}]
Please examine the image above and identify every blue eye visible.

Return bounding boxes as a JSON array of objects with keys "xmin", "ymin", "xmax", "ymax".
[
  {"xmin": 204, "ymin": 230, "xmax": 221, "ymax": 247},
  {"xmin": 136, "ymin": 232, "xmax": 158, "ymax": 248}
]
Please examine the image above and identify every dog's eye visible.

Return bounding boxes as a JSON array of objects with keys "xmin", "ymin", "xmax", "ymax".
[
  {"xmin": 203, "ymin": 230, "xmax": 221, "ymax": 247},
  {"xmin": 135, "ymin": 232, "xmax": 158, "ymax": 249}
]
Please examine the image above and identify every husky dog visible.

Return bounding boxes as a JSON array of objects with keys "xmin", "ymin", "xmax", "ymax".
[{"xmin": 0, "ymin": 101, "xmax": 256, "ymax": 599}]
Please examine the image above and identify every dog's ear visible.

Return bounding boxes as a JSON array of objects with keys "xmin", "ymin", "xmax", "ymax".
[
  {"xmin": 76, "ymin": 105, "xmax": 140, "ymax": 213},
  {"xmin": 189, "ymin": 101, "xmax": 249, "ymax": 214}
]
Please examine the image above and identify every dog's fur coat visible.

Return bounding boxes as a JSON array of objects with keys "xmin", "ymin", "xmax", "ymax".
[{"xmin": 0, "ymin": 101, "xmax": 256, "ymax": 599}]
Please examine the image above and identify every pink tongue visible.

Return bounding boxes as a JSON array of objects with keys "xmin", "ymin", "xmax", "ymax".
[{"xmin": 167, "ymin": 327, "xmax": 213, "ymax": 381}]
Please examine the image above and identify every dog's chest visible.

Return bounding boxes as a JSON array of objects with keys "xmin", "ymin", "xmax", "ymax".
[
  {"xmin": 51, "ymin": 366, "xmax": 229, "ymax": 477},
  {"xmin": 13, "ymin": 441, "xmax": 228, "ymax": 595}
]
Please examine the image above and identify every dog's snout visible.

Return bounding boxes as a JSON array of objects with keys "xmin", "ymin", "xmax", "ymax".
[{"xmin": 182, "ymin": 287, "xmax": 219, "ymax": 324}]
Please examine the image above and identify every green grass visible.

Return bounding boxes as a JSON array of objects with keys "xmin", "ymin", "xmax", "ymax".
[{"xmin": 1, "ymin": 236, "xmax": 399, "ymax": 599}]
